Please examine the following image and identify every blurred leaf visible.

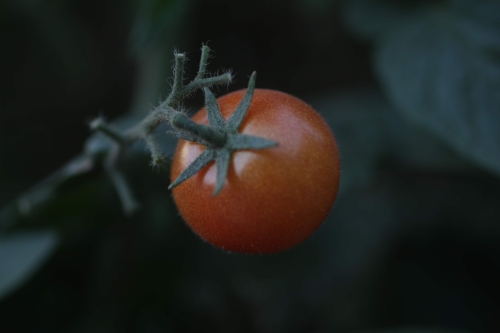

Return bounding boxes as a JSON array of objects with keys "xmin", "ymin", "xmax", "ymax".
[
  {"xmin": 357, "ymin": 328, "xmax": 469, "ymax": 333},
  {"xmin": 311, "ymin": 87, "xmax": 473, "ymax": 192},
  {"xmin": 0, "ymin": 155, "xmax": 94, "ymax": 228},
  {"xmin": 346, "ymin": 0, "xmax": 500, "ymax": 176},
  {"xmin": 384, "ymin": 101, "xmax": 475, "ymax": 172},
  {"xmin": 0, "ymin": 230, "xmax": 59, "ymax": 301},
  {"xmin": 451, "ymin": 0, "xmax": 500, "ymax": 53}
]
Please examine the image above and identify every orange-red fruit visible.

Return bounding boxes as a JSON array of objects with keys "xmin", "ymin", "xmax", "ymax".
[{"xmin": 171, "ymin": 89, "xmax": 340, "ymax": 254}]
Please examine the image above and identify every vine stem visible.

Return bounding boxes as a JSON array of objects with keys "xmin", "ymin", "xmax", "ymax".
[
  {"xmin": 88, "ymin": 45, "xmax": 232, "ymax": 214},
  {"xmin": 89, "ymin": 117, "xmax": 126, "ymax": 145},
  {"xmin": 94, "ymin": 46, "xmax": 232, "ymax": 150}
]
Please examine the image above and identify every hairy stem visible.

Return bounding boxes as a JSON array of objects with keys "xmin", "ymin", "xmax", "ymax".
[{"xmin": 90, "ymin": 118, "xmax": 126, "ymax": 145}]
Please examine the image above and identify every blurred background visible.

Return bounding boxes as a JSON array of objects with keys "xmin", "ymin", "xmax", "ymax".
[{"xmin": 1, "ymin": 0, "xmax": 500, "ymax": 332}]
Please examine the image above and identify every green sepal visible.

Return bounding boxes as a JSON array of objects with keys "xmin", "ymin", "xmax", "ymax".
[
  {"xmin": 169, "ymin": 71, "xmax": 278, "ymax": 196},
  {"xmin": 168, "ymin": 149, "xmax": 215, "ymax": 190},
  {"xmin": 214, "ymin": 150, "xmax": 231, "ymax": 196},
  {"xmin": 226, "ymin": 72, "xmax": 256, "ymax": 131},
  {"xmin": 229, "ymin": 134, "xmax": 278, "ymax": 150},
  {"xmin": 204, "ymin": 87, "xmax": 225, "ymax": 130}
]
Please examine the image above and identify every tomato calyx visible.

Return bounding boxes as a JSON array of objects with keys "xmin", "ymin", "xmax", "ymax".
[{"xmin": 168, "ymin": 72, "xmax": 278, "ymax": 195}]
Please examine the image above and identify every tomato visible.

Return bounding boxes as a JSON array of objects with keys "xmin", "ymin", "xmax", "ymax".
[{"xmin": 171, "ymin": 89, "xmax": 340, "ymax": 254}]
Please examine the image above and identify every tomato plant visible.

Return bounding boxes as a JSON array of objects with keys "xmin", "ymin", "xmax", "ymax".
[
  {"xmin": 171, "ymin": 89, "xmax": 340, "ymax": 254},
  {"xmin": 87, "ymin": 45, "xmax": 340, "ymax": 253}
]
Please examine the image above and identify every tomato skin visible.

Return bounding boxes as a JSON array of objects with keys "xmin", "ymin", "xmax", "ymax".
[{"xmin": 171, "ymin": 89, "xmax": 340, "ymax": 254}]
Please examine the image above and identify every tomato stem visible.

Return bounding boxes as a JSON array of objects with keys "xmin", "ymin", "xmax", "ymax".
[
  {"xmin": 89, "ymin": 117, "xmax": 126, "ymax": 145},
  {"xmin": 144, "ymin": 133, "xmax": 165, "ymax": 167},
  {"xmin": 196, "ymin": 45, "xmax": 210, "ymax": 80},
  {"xmin": 172, "ymin": 53, "xmax": 186, "ymax": 93},
  {"xmin": 104, "ymin": 145, "xmax": 140, "ymax": 215},
  {"xmin": 91, "ymin": 46, "xmax": 231, "ymax": 158},
  {"xmin": 171, "ymin": 113, "xmax": 227, "ymax": 147}
]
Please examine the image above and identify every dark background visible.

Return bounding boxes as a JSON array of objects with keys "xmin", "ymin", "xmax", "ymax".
[{"xmin": 1, "ymin": 0, "xmax": 499, "ymax": 332}]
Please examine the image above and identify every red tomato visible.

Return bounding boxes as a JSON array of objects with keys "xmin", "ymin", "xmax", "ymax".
[{"xmin": 171, "ymin": 89, "xmax": 340, "ymax": 254}]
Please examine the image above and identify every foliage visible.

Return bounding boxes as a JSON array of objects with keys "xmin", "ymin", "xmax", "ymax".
[{"xmin": 346, "ymin": 0, "xmax": 500, "ymax": 176}]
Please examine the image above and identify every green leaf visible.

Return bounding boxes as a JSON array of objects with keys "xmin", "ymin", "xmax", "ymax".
[
  {"xmin": 357, "ymin": 0, "xmax": 500, "ymax": 176},
  {"xmin": 0, "ymin": 230, "xmax": 59, "ymax": 301},
  {"xmin": 168, "ymin": 149, "xmax": 216, "ymax": 190},
  {"xmin": 0, "ymin": 155, "xmax": 94, "ymax": 227}
]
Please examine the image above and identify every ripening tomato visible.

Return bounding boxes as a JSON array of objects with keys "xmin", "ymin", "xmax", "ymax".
[{"xmin": 171, "ymin": 89, "xmax": 340, "ymax": 254}]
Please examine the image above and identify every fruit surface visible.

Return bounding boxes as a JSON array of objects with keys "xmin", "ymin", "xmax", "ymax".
[{"xmin": 171, "ymin": 89, "xmax": 340, "ymax": 253}]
